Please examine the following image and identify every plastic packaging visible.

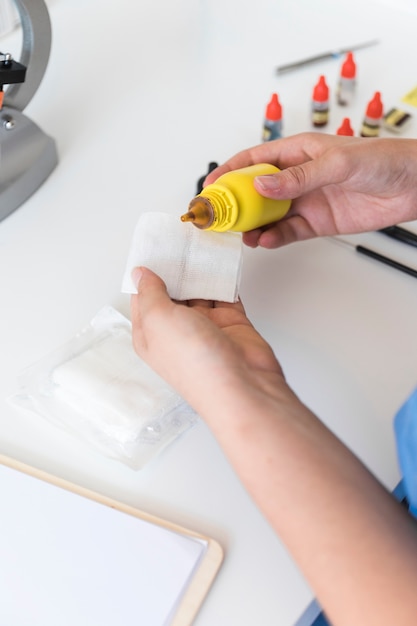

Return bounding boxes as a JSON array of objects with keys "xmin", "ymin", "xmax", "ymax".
[
  {"xmin": 10, "ymin": 306, "xmax": 197, "ymax": 469},
  {"xmin": 181, "ymin": 164, "xmax": 291, "ymax": 232}
]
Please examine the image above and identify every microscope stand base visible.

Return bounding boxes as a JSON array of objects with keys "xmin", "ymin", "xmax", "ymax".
[{"xmin": 0, "ymin": 106, "xmax": 58, "ymax": 222}]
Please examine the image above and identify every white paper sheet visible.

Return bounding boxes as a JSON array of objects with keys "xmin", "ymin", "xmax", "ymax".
[{"xmin": 0, "ymin": 463, "xmax": 207, "ymax": 626}]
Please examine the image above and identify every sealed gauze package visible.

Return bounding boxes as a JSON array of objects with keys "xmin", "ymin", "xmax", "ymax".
[{"xmin": 10, "ymin": 306, "xmax": 197, "ymax": 469}]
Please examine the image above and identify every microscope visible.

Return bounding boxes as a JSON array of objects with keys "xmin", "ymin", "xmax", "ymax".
[{"xmin": 0, "ymin": 0, "xmax": 58, "ymax": 221}]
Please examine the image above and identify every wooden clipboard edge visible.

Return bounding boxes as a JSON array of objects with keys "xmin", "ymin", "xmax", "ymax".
[{"xmin": 0, "ymin": 453, "xmax": 224, "ymax": 626}]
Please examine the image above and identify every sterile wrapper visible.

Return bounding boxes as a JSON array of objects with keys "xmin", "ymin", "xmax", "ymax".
[{"xmin": 10, "ymin": 306, "xmax": 197, "ymax": 469}]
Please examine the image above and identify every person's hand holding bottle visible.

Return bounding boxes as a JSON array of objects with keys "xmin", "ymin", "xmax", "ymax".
[{"xmin": 204, "ymin": 133, "xmax": 417, "ymax": 249}]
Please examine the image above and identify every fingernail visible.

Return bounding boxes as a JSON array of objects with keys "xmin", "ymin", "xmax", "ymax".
[
  {"xmin": 255, "ymin": 175, "xmax": 280, "ymax": 191},
  {"xmin": 131, "ymin": 267, "xmax": 143, "ymax": 290}
]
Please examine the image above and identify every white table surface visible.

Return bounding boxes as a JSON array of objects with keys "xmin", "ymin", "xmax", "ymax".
[{"xmin": 1, "ymin": 0, "xmax": 417, "ymax": 624}]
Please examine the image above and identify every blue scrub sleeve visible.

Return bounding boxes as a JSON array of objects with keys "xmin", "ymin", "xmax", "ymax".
[{"xmin": 394, "ymin": 387, "xmax": 417, "ymax": 517}]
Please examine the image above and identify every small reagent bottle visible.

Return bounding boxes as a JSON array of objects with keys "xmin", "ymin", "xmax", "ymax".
[
  {"xmin": 180, "ymin": 164, "xmax": 291, "ymax": 233},
  {"xmin": 262, "ymin": 93, "xmax": 283, "ymax": 141},
  {"xmin": 361, "ymin": 92, "xmax": 383, "ymax": 137},
  {"xmin": 336, "ymin": 52, "xmax": 356, "ymax": 106},
  {"xmin": 312, "ymin": 75, "xmax": 330, "ymax": 127},
  {"xmin": 336, "ymin": 117, "xmax": 354, "ymax": 136}
]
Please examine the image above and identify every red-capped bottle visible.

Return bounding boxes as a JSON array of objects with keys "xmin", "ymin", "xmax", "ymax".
[
  {"xmin": 337, "ymin": 52, "xmax": 356, "ymax": 106},
  {"xmin": 360, "ymin": 92, "xmax": 383, "ymax": 137},
  {"xmin": 262, "ymin": 93, "xmax": 283, "ymax": 141},
  {"xmin": 336, "ymin": 117, "xmax": 354, "ymax": 136},
  {"xmin": 312, "ymin": 75, "xmax": 329, "ymax": 127}
]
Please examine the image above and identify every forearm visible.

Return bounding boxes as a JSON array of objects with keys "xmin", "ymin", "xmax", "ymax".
[
  {"xmin": 130, "ymin": 271, "xmax": 417, "ymax": 624},
  {"xmin": 195, "ymin": 380, "xmax": 417, "ymax": 626}
]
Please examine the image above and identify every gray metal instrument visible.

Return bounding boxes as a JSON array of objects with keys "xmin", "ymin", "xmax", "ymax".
[{"xmin": 1, "ymin": 0, "xmax": 58, "ymax": 221}]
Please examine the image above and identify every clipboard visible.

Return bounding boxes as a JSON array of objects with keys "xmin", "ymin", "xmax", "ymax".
[{"xmin": 0, "ymin": 454, "xmax": 224, "ymax": 626}]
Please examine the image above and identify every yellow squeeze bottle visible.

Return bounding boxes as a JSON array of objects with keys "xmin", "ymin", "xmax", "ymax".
[{"xmin": 181, "ymin": 164, "xmax": 291, "ymax": 232}]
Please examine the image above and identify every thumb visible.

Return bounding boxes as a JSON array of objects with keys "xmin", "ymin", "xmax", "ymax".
[
  {"xmin": 254, "ymin": 158, "xmax": 337, "ymax": 200},
  {"xmin": 130, "ymin": 267, "xmax": 172, "ymax": 349},
  {"xmin": 131, "ymin": 266, "xmax": 168, "ymax": 299}
]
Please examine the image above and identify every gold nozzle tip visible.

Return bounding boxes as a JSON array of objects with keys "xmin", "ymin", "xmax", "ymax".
[{"xmin": 180, "ymin": 211, "xmax": 195, "ymax": 223}]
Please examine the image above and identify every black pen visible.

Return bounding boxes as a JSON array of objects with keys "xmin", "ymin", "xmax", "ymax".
[
  {"xmin": 329, "ymin": 237, "xmax": 417, "ymax": 279},
  {"xmin": 378, "ymin": 226, "xmax": 417, "ymax": 249}
]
